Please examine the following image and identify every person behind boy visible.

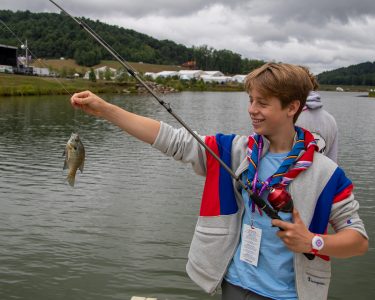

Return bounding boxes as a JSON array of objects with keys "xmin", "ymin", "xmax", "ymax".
[
  {"xmin": 70, "ymin": 62, "xmax": 368, "ymax": 300},
  {"xmin": 296, "ymin": 67, "xmax": 338, "ymax": 162}
]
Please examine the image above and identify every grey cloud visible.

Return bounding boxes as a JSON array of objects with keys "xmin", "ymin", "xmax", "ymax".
[
  {"xmin": 1, "ymin": 0, "xmax": 51, "ymax": 12},
  {"xmin": 65, "ymin": 0, "xmax": 253, "ymax": 18},
  {"xmin": 1, "ymin": 0, "xmax": 252, "ymax": 18},
  {"xmin": 2, "ymin": 0, "xmax": 375, "ymax": 21},
  {"xmin": 255, "ymin": 0, "xmax": 375, "ymax": 25}
]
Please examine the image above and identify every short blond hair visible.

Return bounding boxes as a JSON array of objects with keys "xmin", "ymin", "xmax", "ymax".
[{"xmin": 244, "ymin": 62, "xmax": 313, "ymax": 122}]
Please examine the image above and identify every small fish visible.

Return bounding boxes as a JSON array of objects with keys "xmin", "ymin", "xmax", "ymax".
[{"xmin": 63, "ymin": 133, "xmax": 85, "ymax": 187}]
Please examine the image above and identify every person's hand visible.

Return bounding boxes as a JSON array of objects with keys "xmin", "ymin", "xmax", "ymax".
[
  {"xmin": 71, "ymin": 90, "xmax": 111, "ymax": 118},
  {"xmin": 272, "ymin": 208, "xmax": 314, "ymax": 253}
]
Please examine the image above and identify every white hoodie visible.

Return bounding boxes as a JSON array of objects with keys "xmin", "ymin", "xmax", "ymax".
[{"xmin": 296, "ymin": 91, "xmax": 338, "ymax": 162}]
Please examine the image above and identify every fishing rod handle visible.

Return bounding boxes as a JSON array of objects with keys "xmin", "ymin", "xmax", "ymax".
[
  {"xmin": 277, "ymin": 227, "xmax": 315, "ymax": 260},
  {"xmin": 250, "ymin": 192, "xmax": 315, "ymax": 260}
]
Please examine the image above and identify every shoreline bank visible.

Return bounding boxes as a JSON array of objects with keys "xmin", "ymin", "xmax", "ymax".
[
  {"xmin": 0, "ymin": 73, "xmax": 373, "ymax": 97},
  {"xmin": 0, "ymin": 73, "xmax": 244, "ymax": 96}
]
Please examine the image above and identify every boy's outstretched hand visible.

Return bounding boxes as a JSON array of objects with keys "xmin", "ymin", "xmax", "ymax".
[
  {"xmin": 272, "ymin": 208, "xmax": 314, "ymax": 253},
  {"xmin": 71, "ymin": 90, "xmax": 111, "ymax": 118}
]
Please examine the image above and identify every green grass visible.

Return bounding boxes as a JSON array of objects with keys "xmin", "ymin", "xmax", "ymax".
[
  {"xmin": 0, "ymin": 73, "xmax": 136, "ymax": 96},
  {"xmin": 2, "ymin": 73, "xmax": 373, "ymax": 97},
  {"xmin": 0, "ymin": 72, "xmax": 245, "ymax": 97},
  {"xmin": 31, "ymin": 59, "xmax": 181, "ymax": 75}
]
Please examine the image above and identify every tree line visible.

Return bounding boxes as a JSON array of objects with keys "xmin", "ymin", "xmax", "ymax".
[
  {"xmin": 0, "ymin": 10, "xmax": 264, "ymax": 74},
  {"xmin": 317, "ymin": 61, "xmax": 375, "ymax": 86}
]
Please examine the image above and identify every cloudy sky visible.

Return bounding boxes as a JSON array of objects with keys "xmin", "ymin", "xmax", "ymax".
[{"xmin": 2, "ymin": 0, "xmax": 375, "ymax": 74}]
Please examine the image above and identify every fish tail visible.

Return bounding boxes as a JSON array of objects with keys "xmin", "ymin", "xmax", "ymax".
[{"xmin": 67, "ymin": 169, "xmax": 77, "ymax": 187}]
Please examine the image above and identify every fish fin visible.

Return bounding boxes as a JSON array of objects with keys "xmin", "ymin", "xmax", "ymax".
[
  {"xmin": 66, "ymin": 170, "xmax": 77, "ymax": 187},
  {"xmin": 67, "ymin": 174, "xmax": 75, "ymax": 187},
  {"xmin": 63, "ymin": 159, "xmax": 68, "ymax": 170},
  {"xmin": 79, "ymin": 161, "xmax": 84, "ymax": 173}
]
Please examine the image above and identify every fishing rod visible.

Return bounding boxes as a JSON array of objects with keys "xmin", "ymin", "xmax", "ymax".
[
  {"xmin": 0, "ymin": 17, "xmax": 85, "ymax": 134},
  {"xmin": 0, "ymin": 18, "xmax": 73, "ymax": 96},
  {"xmin": 49, "ymin": 0, "xmax": 315, "ymax": 260},
  {"xmin": 50, "ymin": 0, "xmax": 316, "ymax": 260},
  {"xmin": 48, "ymin": 0, "xmax": 281, "ymax": 219}
]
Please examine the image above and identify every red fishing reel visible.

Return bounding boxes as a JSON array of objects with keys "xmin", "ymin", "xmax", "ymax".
[{"xmin": 268, "ymin": 184, "xmax": 293, "ymax": 212}]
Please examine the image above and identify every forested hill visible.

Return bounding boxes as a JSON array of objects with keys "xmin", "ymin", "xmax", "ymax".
[
  {"xmin": 0, "ymin": 10, "xmax": 264, "ymax": 74},
  {"xmin": 317, "ymin": 61, "xmax": 375, "ymax": 86}
]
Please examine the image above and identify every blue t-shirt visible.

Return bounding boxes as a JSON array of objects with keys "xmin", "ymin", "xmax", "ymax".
[{"xmin": 225, "ymin": 151, "xmax": 297, "ymax": 300}]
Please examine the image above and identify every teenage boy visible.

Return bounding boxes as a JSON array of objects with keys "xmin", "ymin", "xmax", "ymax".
[{"xmin": 71, "ymin": 62, "xmax": 368, "ymax": 300}]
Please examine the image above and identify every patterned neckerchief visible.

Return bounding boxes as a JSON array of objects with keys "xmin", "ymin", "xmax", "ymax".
[{"xmin": 246, "ymin": 126, "xmax": 318, "ymax": 198}]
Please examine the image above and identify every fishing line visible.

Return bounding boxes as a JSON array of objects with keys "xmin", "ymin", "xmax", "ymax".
[
  {"xmin": 48, "ymin": 0, "xmax": 316, "ymax": 261},
  {"xmin": 47, "ymin": 0, "xmax": 282, "ymax": 219},
  {"xmin": 0, "ymin": 18, "xmax": 83, "ymax": 134}
]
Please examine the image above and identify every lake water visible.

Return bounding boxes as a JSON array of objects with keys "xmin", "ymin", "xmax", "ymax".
[{"xmin": 0, "ymin": 91, "xmax": 374, "ymax": 300}]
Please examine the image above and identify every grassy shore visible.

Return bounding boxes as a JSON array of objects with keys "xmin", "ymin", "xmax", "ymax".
[
  {"xmin": 32, "ymin": 59, "xmax": 182, "ymax": 74},
  {"xmin": 0, "ymin": 73, "xmax": 138, "ymax": 96},
  {"xmin": 0, "ymin": 59, "xmax": 184, "ymax": 96},
  {"xmin": 1, "ymin": 73, "xmax": 373, "ymax": 97},
  {"xmin": 0, "ymin": 73, "xmax": 244, "ymax": 96},
  {"xmin": 319, "ymin": 84, "xmax": 374, "ymax": 93}
]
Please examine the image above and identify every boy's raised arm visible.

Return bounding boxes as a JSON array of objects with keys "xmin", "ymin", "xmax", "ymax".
[{"xmin": 71, "ymin": 90, "xmax": 160, "ymax": 144}]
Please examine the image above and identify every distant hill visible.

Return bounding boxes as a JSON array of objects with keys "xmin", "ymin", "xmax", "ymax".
[
  {"xmin": 0, "ymin": 10, "xmax": 264, "ymax": 74},
  {"xmin": 317, "ymin": 61, "xmax": 375, "ymax": 86}
]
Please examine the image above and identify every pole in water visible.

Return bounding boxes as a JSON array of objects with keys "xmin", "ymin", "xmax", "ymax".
[{"xmin": 48, "ymin": 0, "xmax": 314, "ymax": 260}]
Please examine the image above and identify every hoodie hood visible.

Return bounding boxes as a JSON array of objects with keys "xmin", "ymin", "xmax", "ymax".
[{"xmin": 305, "ymin": 91, "xmax": 323, "ymax": 110}]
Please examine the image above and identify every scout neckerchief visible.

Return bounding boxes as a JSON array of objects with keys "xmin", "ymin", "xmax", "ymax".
[{"xmin": 246, "ymin": 126, "xmax": 318, "ymax": 213}]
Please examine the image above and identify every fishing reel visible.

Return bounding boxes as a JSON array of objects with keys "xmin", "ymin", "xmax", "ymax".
[{"xmin": 267, "ymin": 184, "xmax": 294, "ymax": 213}]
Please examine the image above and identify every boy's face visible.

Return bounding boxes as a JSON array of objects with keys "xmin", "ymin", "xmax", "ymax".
[{"xmin": 248, "ymin": 88, "xmax": 297, "ymax": 137}]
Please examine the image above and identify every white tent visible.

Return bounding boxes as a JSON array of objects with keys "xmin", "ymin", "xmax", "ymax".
[
  {"xmin": 201, "ymin": 75, "xmax": 232, "ymax": 84},
  {"xmin": 203, "ymin": 71, "xmax": 224, "ymax": 77},
  {"xmin": 231, "ymin": 74, "xmax": 247, "ymax": 83},
  {"xmin": 144, "ymin": 72, "xmax": 158, "ymax": 79},
  {"xmin": 177, "ymin": 70, "xmax": 204, "ymax": 79},
  {"xmin": 155, "ymin": 71, "xmax": 178, "ymax": 78}
]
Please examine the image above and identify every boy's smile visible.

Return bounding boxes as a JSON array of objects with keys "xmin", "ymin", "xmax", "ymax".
[{"xmin": 248, "ymin": 88, "xmax": 299, "ymax": 152}]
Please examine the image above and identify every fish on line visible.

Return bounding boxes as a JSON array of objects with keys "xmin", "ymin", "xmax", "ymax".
[{"xmin": 63, "ymin": 133, "xmax": 85, "ymax": 187}]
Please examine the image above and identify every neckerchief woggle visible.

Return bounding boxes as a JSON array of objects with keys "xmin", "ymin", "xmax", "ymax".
[{"xmin": 246, "ymin": 126, "xmax": 318, "ymax": 214}]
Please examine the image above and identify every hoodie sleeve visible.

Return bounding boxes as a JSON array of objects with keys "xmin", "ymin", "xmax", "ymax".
[
  {"xmin": 325, "ymin": 124, "xmax": 338, "ymax": 163},
  {"xmin": 152, "ymin": 121, "xmax": 207, "ymax": 176},
  {"xmin": 329, "ymin": 168, "xmax": 368, "ymax": 239}
]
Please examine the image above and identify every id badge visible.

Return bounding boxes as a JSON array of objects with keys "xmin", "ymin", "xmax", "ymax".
[{"xmin": 240, "ymin": 224, "xmax": 262, "ymax": 267}]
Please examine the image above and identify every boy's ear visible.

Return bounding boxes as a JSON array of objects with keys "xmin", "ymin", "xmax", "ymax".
[{"xmin": 287, "ymin": 100, "xmax": 301, "ymax": 117}]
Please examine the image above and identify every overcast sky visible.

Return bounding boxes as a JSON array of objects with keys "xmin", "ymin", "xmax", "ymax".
[{"xmin": 1, "ymin": 0, "xmax": 375, "ymax": 74}]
